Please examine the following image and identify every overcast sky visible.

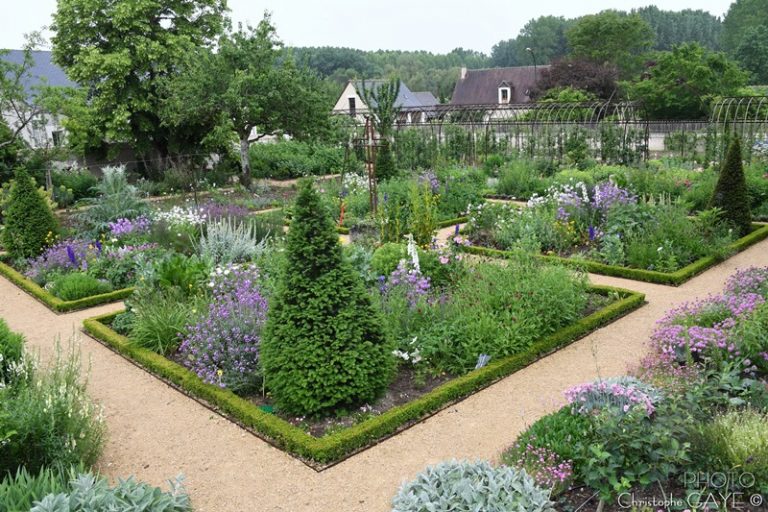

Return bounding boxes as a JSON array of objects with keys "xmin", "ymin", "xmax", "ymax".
[{"xmin": 1, "ymin": 0, "xmax": 734, "ymax": 54}]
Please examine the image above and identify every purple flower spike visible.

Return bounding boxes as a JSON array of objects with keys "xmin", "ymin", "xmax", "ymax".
[{"xmin": 66, "ymin": 245, "xmax": 77, "ymax": 266}]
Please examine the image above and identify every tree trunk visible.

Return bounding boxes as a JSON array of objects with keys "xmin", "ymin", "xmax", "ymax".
[{"xmin": 239, "ymin": 135, "xmax": 252, "ymax": 188}]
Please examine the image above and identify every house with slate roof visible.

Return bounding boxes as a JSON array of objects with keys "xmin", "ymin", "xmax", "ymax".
[
  {"xmin": 332, "ymin": 80, "xmax": 440, "ymax": 124},
  {"xmin": 450, "ymin": 65, "xmax": 549, "ymax": 106},
  {"xmin": 1, "ymin": 50, "xmax": 78, "ymax": 149}
]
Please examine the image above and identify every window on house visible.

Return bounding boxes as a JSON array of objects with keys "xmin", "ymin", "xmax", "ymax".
[
  {"xmin": 52, "ymin": 130, "xmax": 64, "ymax": 147},
  {"xmin": 498, "ymin": 87, "xmax": 511, "ymax": 104},
  {"xmin": 348, "ymin": 97, "xmax": 356, "ymax": 116}
]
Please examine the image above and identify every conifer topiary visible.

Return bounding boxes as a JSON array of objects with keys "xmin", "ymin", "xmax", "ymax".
[
  {"xmin": 710, "ymin": 137, "xmax": 752, "ymax": 237},
  {"xmin": 2, "ymin": 168, "xmax": 58, "ymax": 259},
  {"xmin": 261, "ymin": 179, "xmax": 394, "ymax": 416}
]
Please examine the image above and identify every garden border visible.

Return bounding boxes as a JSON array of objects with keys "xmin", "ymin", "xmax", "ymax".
[
  {"xmin": 461, "ymin": 223, "xmax": 768, "ymax": 286},
  {"xmin": 82, "ymin": 285, "xmax": 644, "ymax": 470},
  {"xmin": 0, "ymin": 257, "xmax": 134, "ymax": 313}
]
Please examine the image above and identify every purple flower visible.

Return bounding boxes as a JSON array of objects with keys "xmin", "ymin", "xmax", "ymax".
[
  {"xmin": 179, "ymin": 265, "xmax": 267, "ymax": 393},
  {"xmin": 108, "ymin": 216, "xmax": 152, "ymax": 238},
  {"xmin": 66, "ymin": 245, "xmax": 77, "ymax": 266}
]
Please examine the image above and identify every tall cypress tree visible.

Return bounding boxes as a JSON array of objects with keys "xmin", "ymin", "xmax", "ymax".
[
  {"xmin": 2, "ymin": 168, "xmax": 58, "ymax": 259},
  {"xmin": 261, "ymin": 179, "xmax": 394, "ymax": 416},
  {"xmin": 710, "ymin": 136, "xmax": 752, "ymax": 236}
]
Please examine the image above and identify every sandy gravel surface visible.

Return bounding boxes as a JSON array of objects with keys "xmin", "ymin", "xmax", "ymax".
[{"xmin": 1, "ymin": 237, "xmax": 767, "ymax": 512}]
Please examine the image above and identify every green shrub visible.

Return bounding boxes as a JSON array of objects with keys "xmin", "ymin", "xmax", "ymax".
[
  {"xmin": 691, "ymin": 409, "xmax": 768, "ymax": 492},
  {"xmin": 371, "ymin": 243, "xmax": 407, "ymax": 277},
  {"xmin": 30, "ymin": 472, "xmax": 191, "ymax": 512},
  {"xmin": 0, "ymin": 343, "xmax": 105, "ymax": 475},
  {"xmin": 375, "ymin": 143, "xmax": 398, "ymax": 182},
  {"xmin": 496, "ymin": 160, "xmax": 549, "ymax": 198},
  {"xmin": 153, "ymin": 253, "xmax": 210, "ymax": 296},
  {"xmin": 261, "ymin": 179, "xmax": 394, "ymax": 416},
  {"xmin": 732, "ymin": 302, "xmax": 768, "ymax": 374},
  {"xmin": 51, "ymin": 168, "xmax": 99, "ymax": 201},
  {"xmin": 2, "ymin": 168, "xmax": 58, "ymax": 259},
  {"xmin": 501, "ymin": 406, "xmax": 592, "ymax": 466},
  {"xmin": 249, "ymin": 141, "xmax": 344, "ymax": 180},
  {"xmin": 48, "ymin": 273, "xmax": 113, "ymax": 301},
  {"xmin": 391, "ymin": 460, "xmax": 555, "ymax": 512},
  {"xmin": 0, "ymin": 318, "xmax": 24, "ymax": 381},
  {"xmin": 573, "ymin": 399, "xmax": 693, "ymax": 501},
  {"xmin": 129, "ymin": 289, "xmax": 201, "ymax": 355},
  {"xmin": 710, "ymin": 137, "xmax": 752, "ymax": 236}
]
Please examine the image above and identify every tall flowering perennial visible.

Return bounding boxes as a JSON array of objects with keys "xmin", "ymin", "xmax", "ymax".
[
  {"xmin": 592, "ymin": 180, "xmax": 636, "ymax": 211},
  {"xmin": 565, "ymin": 377, "xmax": 661, "ymax": 416},
  {"xmin": 179, "ymin": 264, "xmax": 267, "ymax": 393},
  {"xmin": 380, "ymin": 260, "xmax": 432, "ymax": 308},
  {"xmin": 418, "ymin": 170, "xmax": 440, "ymax": 194}
]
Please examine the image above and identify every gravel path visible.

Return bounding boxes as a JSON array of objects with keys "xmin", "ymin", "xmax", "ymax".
[{"xmin": 1, "ymin": 237, "xmax": 767, "ymax": 512}]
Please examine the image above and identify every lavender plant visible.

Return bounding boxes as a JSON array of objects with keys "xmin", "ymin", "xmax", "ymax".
[{"xmin": 179, "ymin": 265, "xmax": 267, "ymax": 393}]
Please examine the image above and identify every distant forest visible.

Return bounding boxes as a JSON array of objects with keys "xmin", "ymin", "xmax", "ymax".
[{"xmin": 289, "ymin": 5, "xmax": 755, "ymax": 102}]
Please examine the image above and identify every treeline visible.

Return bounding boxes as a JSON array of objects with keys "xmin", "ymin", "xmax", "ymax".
[{"xmin": 292, "ymin": 2, "xmax": 766, "ymax": 102}]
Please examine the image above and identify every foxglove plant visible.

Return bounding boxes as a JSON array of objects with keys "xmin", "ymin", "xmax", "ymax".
[{"xmin": 179, "ymin": 265, "xmax": 267, "ymax": 393}]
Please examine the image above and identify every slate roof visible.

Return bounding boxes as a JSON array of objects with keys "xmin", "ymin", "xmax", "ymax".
[
  {"xmin": 353, "ymin": 80, "xmax": 425, "ymax": 109},
  {"xmin": 1, "ymin": 50, "xmax": 78, "ymax": 97},
  {"xmin": 411, "ymin": 91, "xmax": 439, "ymax": 108},
  {"xmin": 450, "ymin": 66, "xmax": 549, "ymax": 105}
]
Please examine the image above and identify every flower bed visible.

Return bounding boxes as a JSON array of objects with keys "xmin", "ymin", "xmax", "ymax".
[
  {"xmin": 493, "ymin": 265, "xmax": 768, "ymax": 511},
  {"xmin": 462, "ymin": 181, "xmax": 768, "ymax": 285},
  {"xmin": 83, "ymin": 281, "xmax": 643, "ymax": 467}
]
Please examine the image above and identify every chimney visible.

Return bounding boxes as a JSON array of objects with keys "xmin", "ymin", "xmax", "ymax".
[{"xmin": 460, "ymin": 67, "xmax": 467, "ymax": 80}]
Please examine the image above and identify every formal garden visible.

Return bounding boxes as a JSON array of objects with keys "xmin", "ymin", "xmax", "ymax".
[{"xmin": 0, "ymin": 124, "xmax": 767, "ymax": 509}]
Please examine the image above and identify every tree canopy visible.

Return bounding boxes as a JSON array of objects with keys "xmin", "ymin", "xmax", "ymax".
[
  {"xmin": 567, "ymin": 10, "xmax": 655, "ymax": 77},
  {"xmin": 51, "ymin": 0, "xmax": 229, "ymax": 162},
  {"xmin": 162, "ymin": 14, "xmax": 330, "ymax": 185},
  {"xmin": 722, "ymin": 0, "xmax": 768, "ymax": 52},
  {"xmin": 628, "ymin": 43, "xmax": 747, "ymax": 120}
]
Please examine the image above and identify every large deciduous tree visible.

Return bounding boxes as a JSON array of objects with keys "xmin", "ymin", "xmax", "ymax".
[
  {"xmin": 161, "ymin": 14, "xmax": 330, "ymax": 186},
  {"xmin": 628, "ymin": 43, "xmax": 747, "ymax": 120},
  {"xmin": 567, "ymin": 10, "xmax": 654, "ymax": 77},
  {"xmin": 51, "ymin": 0, "xmax": 228, "ymax": 166}
]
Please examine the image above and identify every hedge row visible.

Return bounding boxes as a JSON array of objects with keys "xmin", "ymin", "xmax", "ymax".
[
  {"xmin": 82, "ymin": 285, "xmax": 644, "ymax": 468},
  {"xmin": 0, "ymin": 258, "xmax": 134, "ymax": 313},
  {"xmin": 462, "ymin": 223, "xmax": 768, "ymax": 286}
]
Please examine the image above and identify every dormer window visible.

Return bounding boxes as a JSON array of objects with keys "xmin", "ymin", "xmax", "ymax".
[{"xmin": 498, "ymin": 82, "xmax": 512, "ymax": 104}]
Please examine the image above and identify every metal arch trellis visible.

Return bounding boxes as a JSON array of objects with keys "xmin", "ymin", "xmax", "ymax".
[
  {"xmin": 334, "ymin": 101, "xmax": 649, "ymax": 167},
  {"xmin": 709, "ymin": 96, "xmax": 768, "ymax": 161}
]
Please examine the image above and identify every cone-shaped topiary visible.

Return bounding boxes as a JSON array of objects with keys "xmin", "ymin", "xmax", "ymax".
[
  {"xmin": 710, "ymin": 137, "xmax": 752, "ymax": 237},
  {"xmin": 261, "ymin": 179, "xmax": 394, "ymax": 416},
  {"xmin": 2, "ymin": 168, "xmax": 58, "ymax": 259}
]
